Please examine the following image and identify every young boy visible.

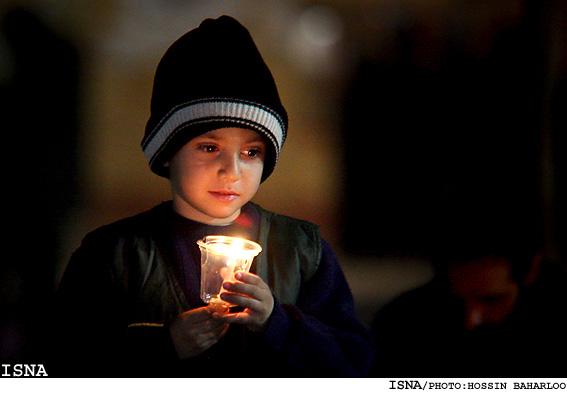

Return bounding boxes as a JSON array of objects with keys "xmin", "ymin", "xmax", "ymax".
[{"xmin": 53, "ymin": 16, "xmax": 373, "ymax": 377}]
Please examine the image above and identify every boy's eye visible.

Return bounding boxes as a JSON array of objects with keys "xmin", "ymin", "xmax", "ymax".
[
  {"xmin": 243, "ymin": 147, "xmax": 263, "ymax": 158},
  {"xmin": 198, "ymin": 144, "xmax": 219, "ymax": 153}
]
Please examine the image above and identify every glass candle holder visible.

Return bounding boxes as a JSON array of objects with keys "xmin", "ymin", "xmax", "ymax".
[{"xmin": 197, "ymin": 235, "xmax": 262, "ymax": 306}]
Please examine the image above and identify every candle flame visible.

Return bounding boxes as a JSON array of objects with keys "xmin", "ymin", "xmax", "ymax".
[{"xmin": 230, "ymin": 238, "xmax": 244, "ymax": 250}]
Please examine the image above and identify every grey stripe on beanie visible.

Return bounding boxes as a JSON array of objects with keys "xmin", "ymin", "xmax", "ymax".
[
  {"xmin": 143, "ymin": 98, "xmax": 285, "ymax": 170},
  {"xmin": 141, "ymin": 16, "xmax": 288, "ymax": 181}
]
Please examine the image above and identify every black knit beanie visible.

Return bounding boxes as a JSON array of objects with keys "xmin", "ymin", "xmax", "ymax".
[{"xmin": 141, "ymin": 16, "xmax": 288, "ymax": 182}]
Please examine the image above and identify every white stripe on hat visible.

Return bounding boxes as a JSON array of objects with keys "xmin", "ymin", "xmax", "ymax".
[{"xmin": 142, "ymin": 99, "xmax": 285, "ymax": 166}]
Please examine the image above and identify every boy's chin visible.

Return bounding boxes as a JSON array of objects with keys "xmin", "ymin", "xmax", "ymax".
[
  {"xmin": 173, "ymin": 199, "xmax": 242, "ymax": 225},
  {"xmin": 203, "ymin": 206, "xmax": 242, "ymax": 224}
]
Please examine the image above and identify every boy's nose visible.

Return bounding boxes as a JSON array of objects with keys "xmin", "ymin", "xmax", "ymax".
[
  {"xmin": 464, "ymin": 304, "xmax": 484, "ymax": 330},
  {"xmin": 218, "ymin": 152, "xmax": 241, "ymax": 182}
]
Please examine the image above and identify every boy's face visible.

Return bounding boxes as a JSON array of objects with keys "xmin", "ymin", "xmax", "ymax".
[
  {"xmin": 167, "ymin": 127, "xmax": 266, "ymax": 225},
  {"xmin": 447, "ymin": 257, "xmax": 519, "ymax": 330}
]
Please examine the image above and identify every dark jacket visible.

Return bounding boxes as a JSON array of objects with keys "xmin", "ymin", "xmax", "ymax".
[{"xmin": 53, "ymin": 202, "xmax": 373, "ymax": 377}]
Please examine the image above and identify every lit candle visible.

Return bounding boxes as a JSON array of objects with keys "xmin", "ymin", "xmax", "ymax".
[{"xmin": 198, "ymin": 235, "xmax": 262, "ymax": 306}]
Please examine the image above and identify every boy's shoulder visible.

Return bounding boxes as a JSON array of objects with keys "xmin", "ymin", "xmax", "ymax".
[
  {"xmin": 84, "ymin": 202, "xmax": 171, "ymax": 242},
  {"xmin": 250, "ymin": 201, "xmax": 320, "ymax": 232},
  {"xmin": 250, "ymin": 203, "xmax": 324, "ymax": 296},
  {"xmin": 250, "ymin": 201, "xmax": 322, "ymax": 256}
]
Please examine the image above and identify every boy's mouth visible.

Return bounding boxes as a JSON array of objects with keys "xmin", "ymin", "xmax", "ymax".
[{"xmin": 209, "ymin": 190, "xmax": 240, "ymax": 202}]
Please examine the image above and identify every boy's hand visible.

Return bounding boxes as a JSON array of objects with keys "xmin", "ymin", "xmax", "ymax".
[
  {"xmin": 169, "ymin": 305, "xmax": 230, "ymax": 359},
  {"xmin": 213, "ymin": 271, "xmax": 274, "ymax": 333}
]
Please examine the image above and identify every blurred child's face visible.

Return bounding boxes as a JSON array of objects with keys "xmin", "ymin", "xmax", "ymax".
[
  {"xmin": 167, "ymin": 127, "xmax": 266, "ymax": 225},
  {"xmin": 447, "ymin": 257, "xmax": 519, "ymax": 331}
]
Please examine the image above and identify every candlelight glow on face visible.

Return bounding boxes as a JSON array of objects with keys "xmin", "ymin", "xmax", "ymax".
[{"xmin": 197, "ymin": 235, "xmax": 262, "ymax": 306}]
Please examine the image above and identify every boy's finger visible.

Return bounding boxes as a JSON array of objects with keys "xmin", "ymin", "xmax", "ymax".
[
  {"xmin": 223, "ymin": 281, "xmax": 265, "ymax": 301},
  {"xmin": 180, "ymin": 305, "xmax": 229, "ymax": 323},
  {"xmin": 195, "ymin": 317, "xmax": 229, "ymax": 332},
  {"xmin": 178, "ymin": 308, "xmax": 210, "ymax": 324},
  {"xmin": 219, "ymin": 292, "xmax": 264, "ymax": 312},
  {"xmin": 234, "ymin": 271, "xmax": 265, "ymax": 286},
  {"xmin": 213, "ymin": 309, "xmax": 251, "ymax": 325}
]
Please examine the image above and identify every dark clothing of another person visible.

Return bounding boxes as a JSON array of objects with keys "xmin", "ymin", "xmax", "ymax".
[{"xmin": 370, "ymin": 265, "xmax": 567, "ymax": 377}]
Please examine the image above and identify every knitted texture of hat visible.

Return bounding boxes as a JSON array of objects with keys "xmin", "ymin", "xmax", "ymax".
[{"xmin": 141, "ymin": 16, "xmax": 288, "ymax": 181}]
